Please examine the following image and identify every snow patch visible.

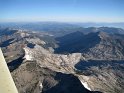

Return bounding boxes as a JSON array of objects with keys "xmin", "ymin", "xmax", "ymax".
[
  {"xmin": 40, "ymin": 83, "xmax": 43, "ymax": 89},
  {"xmin": 80, "ymin": 80, "xmax": 91, "ymax": 91},
  {"xmin": 39, "ymin": 83, "xmax": 43, "ymax": 92},
  {"xmin": 23, "ymin": 48, "xmax": 33, "ymax": 61}
]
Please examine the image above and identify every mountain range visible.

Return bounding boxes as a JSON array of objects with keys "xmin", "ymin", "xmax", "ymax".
[{"xmin": 0, "ymin": 25, "xmax": 124, "ymax": 93}]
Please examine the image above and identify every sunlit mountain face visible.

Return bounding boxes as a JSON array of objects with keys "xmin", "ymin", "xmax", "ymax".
[
  {"xmin": 0, "ymin": 0, "xmax": 124, "ymax": 92},
  {"xmin": 0, "ymin": 23, "xmax": 124, "ymax": 93}
]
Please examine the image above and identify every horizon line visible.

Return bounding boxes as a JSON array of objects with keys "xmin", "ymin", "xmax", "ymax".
[{"xmin": 0, "ymin": 21, "xmax": 124, "ymax": 24}]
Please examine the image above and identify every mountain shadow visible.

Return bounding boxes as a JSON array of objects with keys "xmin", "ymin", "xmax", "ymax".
[
  {"xmin": 0, "ymin": 38, "xmax": 14, "ymax": 47},
  {"xmin": 42, "ymin": 71, "xmax": 102, "ymax": 93},
  {"xmin": 7, "ymin": 56, "xmax": 24, "ymax": 72},
  {"xmin": 54, "ymin": 31, "xmax": 101, "ymax": 54},
  {"xmin": 75, "ymin": 60, "xmax": 124, "ymax": 71}
]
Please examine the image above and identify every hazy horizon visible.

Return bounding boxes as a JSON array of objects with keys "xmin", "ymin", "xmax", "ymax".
[{"xmin": 0, "ymin": 0, "xmax": 124, "ymax": 22}]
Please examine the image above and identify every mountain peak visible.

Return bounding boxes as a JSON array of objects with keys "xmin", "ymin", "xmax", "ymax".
[{"xmin": 97, "ymin": 31, "xmax": 109, "ymax": 39}]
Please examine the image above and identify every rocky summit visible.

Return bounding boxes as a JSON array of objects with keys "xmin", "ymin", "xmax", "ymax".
[{"xmin": 0, "ymin": 27, "xmax": 124, "ymax": 93}]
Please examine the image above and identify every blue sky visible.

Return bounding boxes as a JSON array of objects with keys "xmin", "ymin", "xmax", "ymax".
[{"xmin": 0, "ymin": 0, "xmax": 124, "ymax": 22}]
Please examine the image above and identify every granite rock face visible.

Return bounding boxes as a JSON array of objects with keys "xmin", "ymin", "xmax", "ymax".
[{"xmin": 0, "ymin": 27, "xmax": 124, "ymax": 93}]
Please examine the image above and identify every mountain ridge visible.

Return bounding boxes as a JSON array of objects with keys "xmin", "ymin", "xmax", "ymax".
[{"xmin": 0, "ymin": 27, "xmax": 124, "ymax": 93}]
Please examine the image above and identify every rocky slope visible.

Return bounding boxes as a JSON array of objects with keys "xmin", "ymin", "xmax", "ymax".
[
  {"xmin": 0, "ymin": 27, "xmax": 124, "ymax": 93},
  {"xmin": 55, "ymin": 31, "xmax": 124, "ymax": 60},
  {"xmin": 83, "ymin": 32, "xmax": 124, "ymax": 60}
]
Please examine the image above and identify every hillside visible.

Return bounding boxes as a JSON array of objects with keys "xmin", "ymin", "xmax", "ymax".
[{"xmin": 0, "ymin": 27, "xmax": 124, "ymax": 93}]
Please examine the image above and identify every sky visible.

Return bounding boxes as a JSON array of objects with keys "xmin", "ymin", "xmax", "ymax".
[{"xmin": 0, "ymin": 0, "xmax": 124, "ymax": 22}]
